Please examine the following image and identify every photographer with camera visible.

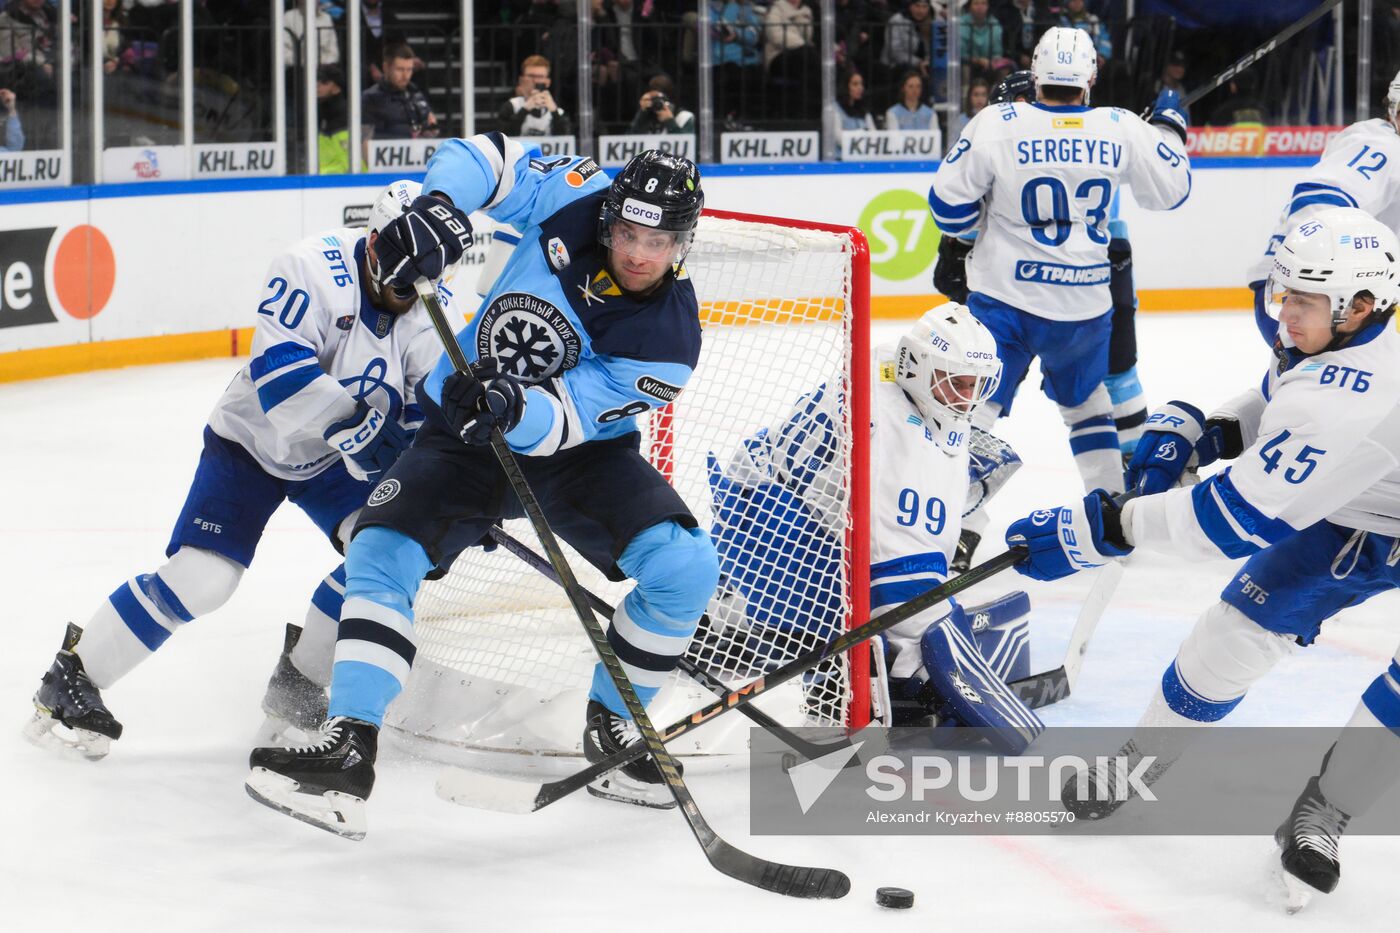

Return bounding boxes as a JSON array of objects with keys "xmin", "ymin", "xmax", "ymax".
[
  {"xmin": 627, "ymin": 75, "xmax": 694, "ymax": 135},
  {"xmin": 497, "ymin": 54, "xmax": 574, "ymax": 137},
  {"xmin": 0, "ymin": 88, "xmax": 24, "ymax": 152}
]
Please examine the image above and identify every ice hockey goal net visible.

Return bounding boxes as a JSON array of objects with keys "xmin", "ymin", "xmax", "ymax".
[{"xmin": 385, "ymin": 209, "xmax": 871, "ymax": 762}]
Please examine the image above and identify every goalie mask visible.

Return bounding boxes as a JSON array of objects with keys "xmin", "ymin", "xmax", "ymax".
[
  {"xmin": 1263, "ymin": 207, "xmax": 1400, "ymax": 342},
  {"xmin": 365, "ymin": 178, "xmax": 425, "ymax": 304},
  {"xmin": 598, "ymin": 149, "xmax": 703, "ymax": 267},
  {"xmin": 896, "ymin": 304, "xmax": 1002, "ymax": 433}
]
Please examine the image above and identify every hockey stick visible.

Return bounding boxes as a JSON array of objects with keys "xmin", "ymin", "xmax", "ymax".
[
  {"xmin": 481, "ymin": 526, "xmax": 854, "ymax": 761},
  {"xmin": 1004, "ymin": 559, "xmax": 1126, "ymax": 708},
  {"xmin": 1179, "ymin": 0, "xmax": 1344, "ymax": 110},
  {"xmin": 440, "ymin": 545, "xmax": 1025, "ymax": 815},
  {"xmin": 415, "ymin": 279, "xmax": 850, "ymax": 900}
]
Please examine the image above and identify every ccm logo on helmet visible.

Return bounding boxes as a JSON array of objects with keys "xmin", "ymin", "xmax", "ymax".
[{"xmin": 622, "ymin": 198, "xmax": 664, "ymax": 227}]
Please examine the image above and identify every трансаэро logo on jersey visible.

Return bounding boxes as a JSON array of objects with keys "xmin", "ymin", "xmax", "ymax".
[
  {"xmin": 1014, "ymin": 260, "xmax": 1111, "ymax": 287},
  {"xmin": 474, "ymin": 291, "xmax": 582, "ymax": 382}
]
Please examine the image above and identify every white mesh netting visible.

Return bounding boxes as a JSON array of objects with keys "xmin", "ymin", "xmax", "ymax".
[{"xmin": 385, "ymin": 214, "xmax": 868, "ymax": 762}]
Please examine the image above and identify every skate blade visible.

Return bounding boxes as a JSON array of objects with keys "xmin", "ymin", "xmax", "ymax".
[
  {"xmin": 245, "ymin": 767, "xmax": 367, "ymax": 841},
  {"xmin": 22, "ymin": 709, "xmax": 112, "ymax": 761},
  {"xmin": 250, "ymin": 714, "xmax": 318, "ymax": 749},
  {"xmin": 1277, "ymin": 867, "xmax": 1317, "ymax": 915},
  {"xmin": 586, "ymin": 774, "xmax": 677, "ymax": 810}
]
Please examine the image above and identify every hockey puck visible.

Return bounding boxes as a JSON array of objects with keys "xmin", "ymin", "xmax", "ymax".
[{"xmin": 875, "ymin": 886, "xmax": 914, "ymax": 909}]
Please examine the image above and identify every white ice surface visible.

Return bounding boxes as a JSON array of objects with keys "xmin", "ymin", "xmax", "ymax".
[{"xmin": 3, "ymin": 312, "xmax": 1398, "ymax": 931}]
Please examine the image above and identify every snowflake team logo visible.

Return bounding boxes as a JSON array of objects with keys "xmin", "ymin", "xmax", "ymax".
[
  {"xmin": 474, "ymin": 292, "xmax": 582, "ymax": 382},
  {"xmin": 368, "ymin": 479, "xmax": 401, "ymax": 506}
]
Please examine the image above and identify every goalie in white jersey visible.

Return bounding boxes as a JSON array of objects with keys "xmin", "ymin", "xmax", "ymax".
[
  {"xmin": 1006, "ymin": 208, "xmax": 1400, "ymax": 909},
  {"xmin": 24, "ymin": 180, "xmax": 445, "ymax": 760},
  {"xmin": 928, "ymin": 27, "xmax": 1191, "ymax": 537},
  {"xmin": 707, "ymin": 305, "xmax": 1045, "ymax": 753},
  {"xmin": 1245, "ymin": 69, "xmax": 1400, "ymax": 344}
]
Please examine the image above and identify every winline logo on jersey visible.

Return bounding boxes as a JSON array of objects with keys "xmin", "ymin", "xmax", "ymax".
[{"xmin": 748, "ymin": 726, "xmax": 1400, "ymax": 835}]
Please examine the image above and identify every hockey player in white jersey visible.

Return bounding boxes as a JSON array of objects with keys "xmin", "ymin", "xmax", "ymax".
[
  {"xmin": 24, "ymin": 180, "xmax": 445, "ymax": 760},
  {"xmin": 1004, "ymin": 208, "xmax": 1400, "ymax": 910},
  {"xmin": 1246, "ymin": 69, "xmax": 1400, "ymax": 343},
  {"xmin": 707, "ymin": 305, "xmax": 1044, "ymax": 753},
  {"xmin": 928, "ymin": 27, "xmax": 1190, "ymax": 558}
]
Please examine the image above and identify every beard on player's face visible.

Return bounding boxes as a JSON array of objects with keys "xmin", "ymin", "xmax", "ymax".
[{"xmin": 364, "ymin": 233, "xmax": 420, "ymax": 314}]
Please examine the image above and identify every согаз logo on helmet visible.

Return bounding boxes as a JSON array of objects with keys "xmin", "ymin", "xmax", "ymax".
[{"xmin": 622, "ymin": 198, "xmax": 664, "ymax": 227}]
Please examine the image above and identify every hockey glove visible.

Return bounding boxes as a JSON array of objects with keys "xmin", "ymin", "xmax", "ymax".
[
  {"xmin": 374, "ymin": 195, "xmax": 474, "ymax": 293},
  {"xmin": 1125, "ymin": 400, "xmax": 1205, "ymax": 495},
  {"xmin": 1199, "ymin": 415, "xmax": 1244, "ymax": 464},
  {"xmin": 1006, "ymin": 490, "xmax": 1132, "ymax": 582},
  {"xmin": 441, "ymin": 358, "xmax": 526, "ymax": 446},
  {"xmin": 932, "ymin": 235, "xmax": 974, "ymax": 304},
  {"xmin": 1143, "ymin": 88, "xmax": 1188, "ymax": 144},
  {"xmin": 324, "ymin": 400, "xmax": 410, "ymax": 482}
]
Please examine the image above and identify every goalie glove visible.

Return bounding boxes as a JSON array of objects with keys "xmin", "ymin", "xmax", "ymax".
[{"xmin": 324, "ymin": 401, "xmax": 410, "ymax": 481}]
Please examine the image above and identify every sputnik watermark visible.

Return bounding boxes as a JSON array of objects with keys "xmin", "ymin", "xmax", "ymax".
[{"xmin": 863, "ymin": 753, "xmax": 1159, "ymax": 803}]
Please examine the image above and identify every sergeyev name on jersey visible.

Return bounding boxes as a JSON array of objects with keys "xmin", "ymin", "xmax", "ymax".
[{"xmin": 929, "ymin": 27, "xmax": 1191, "ymax": 570}]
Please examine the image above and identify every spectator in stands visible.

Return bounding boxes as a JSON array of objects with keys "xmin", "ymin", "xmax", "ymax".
[
  {"xmin": 284, "ymin": 1, "xmax": 341, "ymax": 72},
  {"xmin": 960, "ymin": 0, "xmax": 1003, "ymax": 79},
  {"xmin": 0, "ymin": 0, "xmax": 56, "ymax": 79},
  {"xmin": 835, "ymin": 67, "xmax": 877, "ymax": 130},
  {"xmin": 885, "ymin": 69, "xmax": 941, "ymax": 150},
  {"xmin": 0, "ymin": 86, "xmax": 22, "ymax": 151},
  {"xmin": 628, "ymin": 75, "xmax": 695, "ymax": 135},
  {"xmin": 1207, "ymin": 69, "xmax": 1266, "ymax": 127},
  {"xmin": 317, "ymin": 64, "xmax": 349, "ymax": 173},
  {"xmin": 1002, "ymin": 0, "xmax": 1041, "ymax": 69},
  {"xmin": 765, "ymin": 0, "xmax": 818, "ymax": 118},
  {"xmin": 1157, "ymin": 48, "xmax": 1187, "ymax": 95},
  {"xmin": 882, "ymin": 1, "xmax": 938, "ymax": 81},
  {"xmin": 834, "ymin": 0, "xmax": 872, "ymax": 70},
  {"xmin": 1057, "ymin": 0, "xmax": 1111, "ymax": 61},
  {"xmin": 360, "ymin": 0, "xmax": 407, "ymax": 84},
  {"xmin": 948, "ymin": 75, "xmax": 987, "ymax": 138},
  {"xmin": 362, "ymin": 42, "xmax": 438, "ymax": 140},
  {"xmin": 496, "ymin": 53, "xmax": 574, "ymax": 136},
  {"xmin": 101, "ymin": 0, "xmax": 127, "ymax": 74},
  {"xmin": 711, "ymin": 0, "xmax": 763, "ymax": 120}
]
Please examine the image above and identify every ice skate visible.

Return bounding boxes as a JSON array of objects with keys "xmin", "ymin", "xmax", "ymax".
[
  {"xmin": 24, "ymin": 623, "xmax": 124, "ymax": 761},
  {"xmin": 254, "ymin": 623, "xmax": 328, "ymax": 745},
  {"xmin": 245, "ymin": 716, "xmax": 378, "ymax": 840},
  {"xmin": 1274, "ymin": 775, "xmax": 1348, "ymax": 914},
  {"xmin": 582, "ymin": 700, "xmax": 678, "ymax": 810}
]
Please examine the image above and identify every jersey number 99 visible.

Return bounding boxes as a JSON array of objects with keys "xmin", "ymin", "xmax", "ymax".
[{"xmin": 896, "ymin": 487, "xmax": 946, "ymax": 535}]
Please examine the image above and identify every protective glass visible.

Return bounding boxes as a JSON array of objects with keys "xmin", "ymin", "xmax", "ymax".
[
  {"xmin": 1262, "ymin": 278, "xmax": 1337, "ymax": 322},
  {"xmin": 601, "ymin": 219, "xmax": 695, "ymax": 264}
]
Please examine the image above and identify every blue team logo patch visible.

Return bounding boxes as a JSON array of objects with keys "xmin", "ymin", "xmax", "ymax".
[
  {"xmin": 1029, "ymin": 509, "xmax": 1057, "ymax": 527},
  {"xmin": 475, "ymin": 291, "xmax": 582, "ymax": 382},
  {"xmin": 1015, "ymin": 261, "xmax": 1112, "ymax": 286},
  {"xmin": 1156, "ymin": 440, "xmax": 1178, "ymax": 462}
]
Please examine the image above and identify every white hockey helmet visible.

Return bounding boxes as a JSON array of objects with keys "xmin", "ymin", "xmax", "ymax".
[
  {"xmin": 1387, "ymin": 68, "xmax": 1400, "ymax": 124},
  {"xmin": 367, "ymin": 179, "xmax": 422, "ymax": 237},
  {"xmin": 1032, "ymin": 27, "xmax": 1097, "ymax": 97},
  {"xmin": 895, "ymin": 303, "xmax": 1002, "ymax": 427},
  {"xmin": 1264, "ymin": 207, "xmax": 1400, "ymax": 326}
]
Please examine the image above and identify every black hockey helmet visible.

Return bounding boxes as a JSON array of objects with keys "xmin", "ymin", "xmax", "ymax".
[
  {"xmin": 598, "ymin": 149, "xmax": 703, "ymax": 264},
  {"xmin": 990, "ymin": 70, "xmax": 1036, "ymax": 105}
]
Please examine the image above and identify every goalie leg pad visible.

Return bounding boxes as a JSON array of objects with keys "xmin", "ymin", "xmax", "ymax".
[
  {"xmin": 920, "ymin": 618, "xmax": 1045, "ymax": 754},
  {"xmin": 964, "ymin": 590, "xmax": 1032, "ymax": 682}
]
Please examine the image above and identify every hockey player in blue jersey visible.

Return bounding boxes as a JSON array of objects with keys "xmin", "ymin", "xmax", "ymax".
[
  {"xmin": 934, "ymin": 67, "xmax": 1154, "ymax": 571},
  {"xmin": 245, "ymin": 144, "xmax": 716, "ymax": 836},
  {"xmin": 1005, "ymin": 208, "xmax": 1400, "ymax": 910},
  {"xmin": 25, "ymin": 180, "xmax": 445, "ymax": 761}
]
